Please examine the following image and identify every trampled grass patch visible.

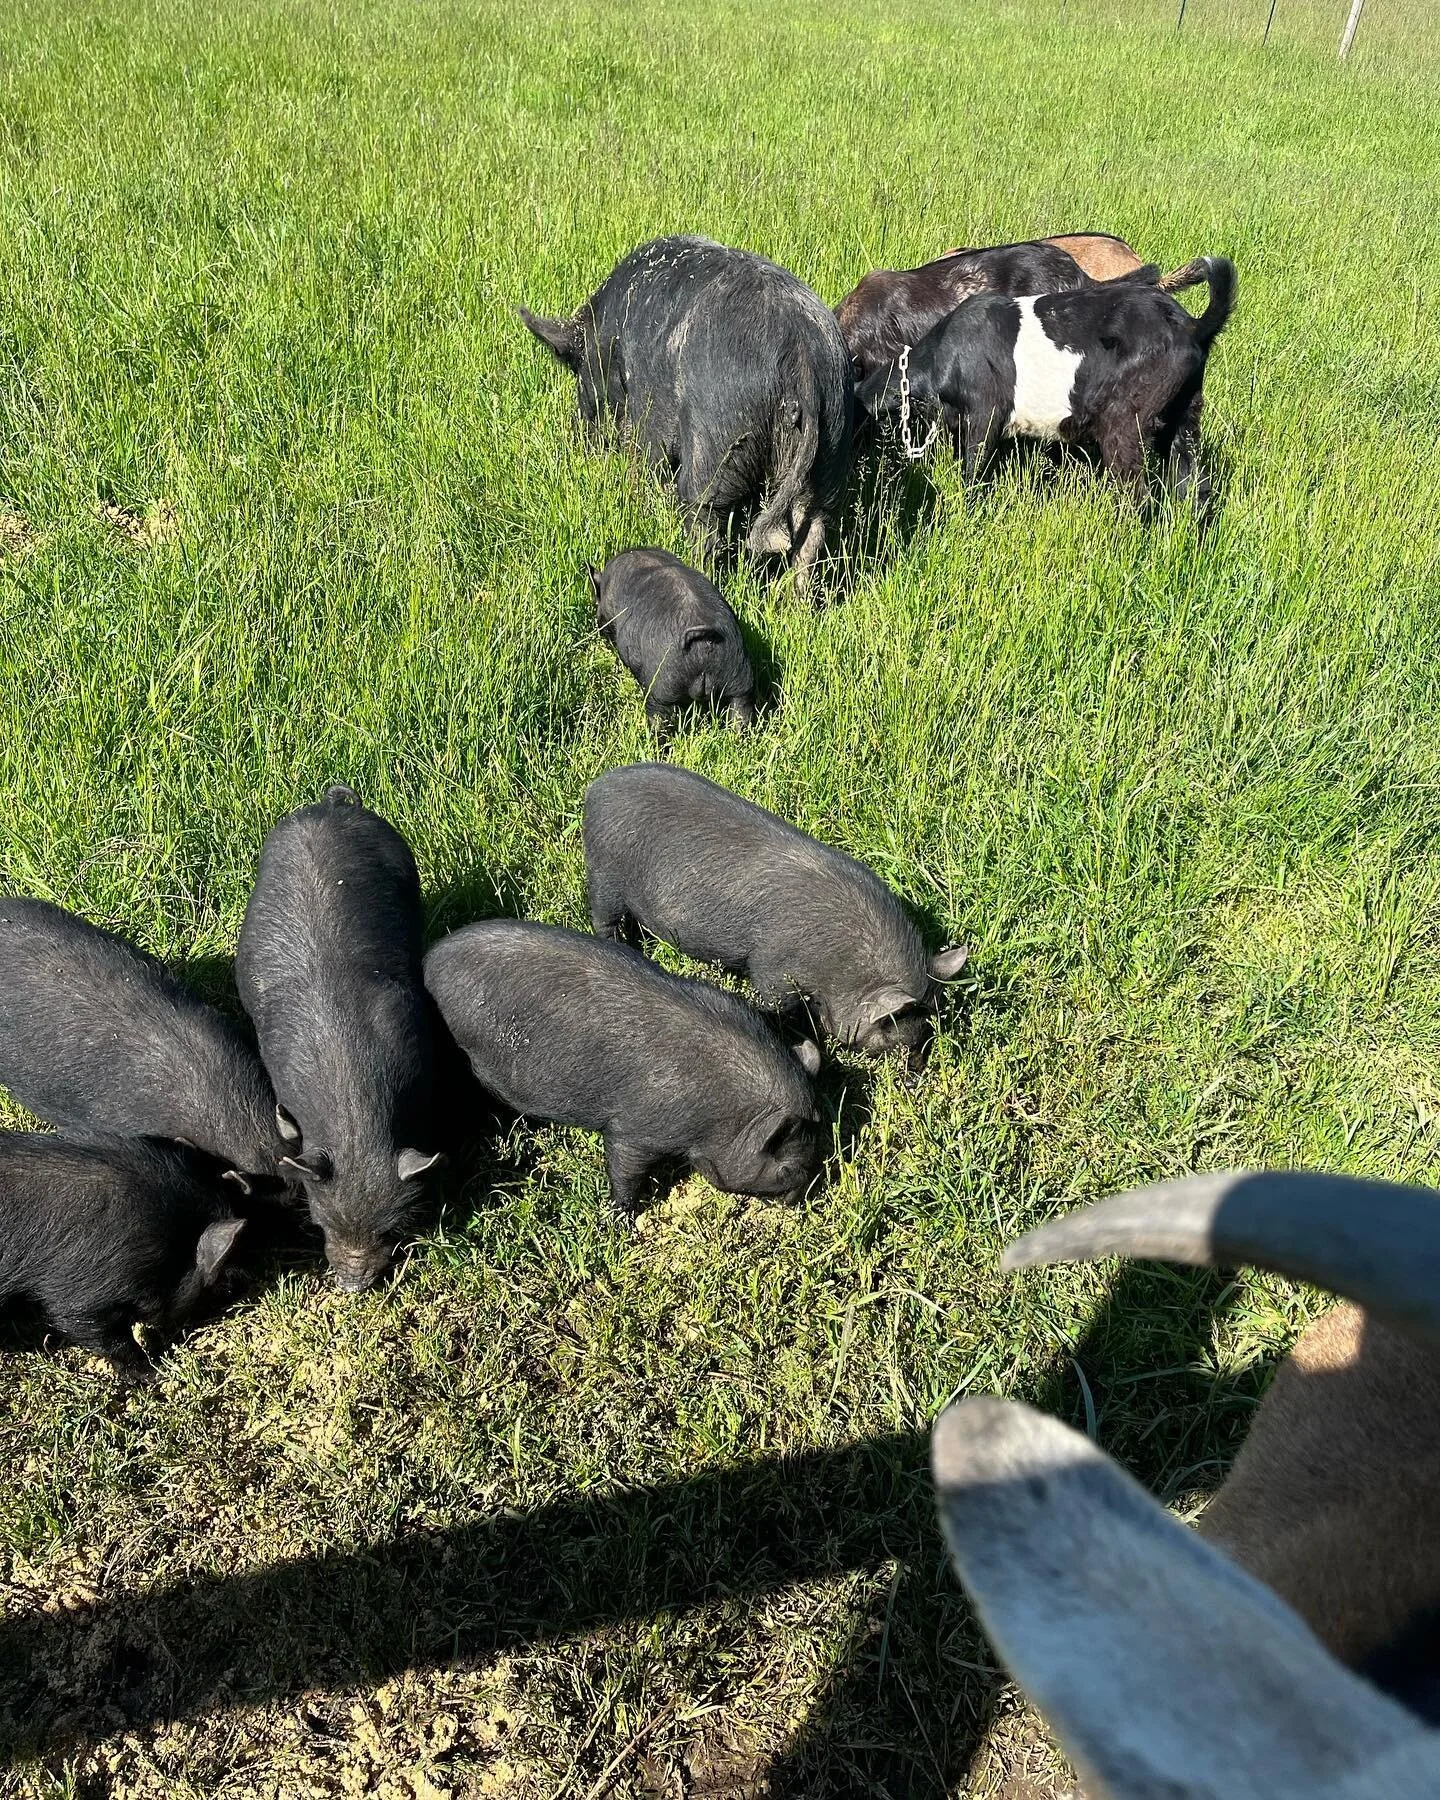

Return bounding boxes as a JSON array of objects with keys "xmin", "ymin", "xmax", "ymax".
[{"xmin": 0, "ymin": 0, "xmax": 1437, "ymax": 1791}]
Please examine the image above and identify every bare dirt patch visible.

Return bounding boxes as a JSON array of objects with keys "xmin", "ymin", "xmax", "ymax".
[
  {"xmin": 97, "ymin": 499, "xmax": 178, "ymax": 547},
  {"xmin": 0, "ymin": 509, "xmax": 34, "ymax": 556}
]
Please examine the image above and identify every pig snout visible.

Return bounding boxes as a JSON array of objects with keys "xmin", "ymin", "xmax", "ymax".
[
  {"xmin": 716, "ymin": 1121, "xmax": 821, "ymax": 1199},
  {"xmin": 325, "ymin": 1235, "xmax": 394, "ymax": 1294},
  {"xmin": 726, "ymin": 692, "xmax": 757, "ymax": 727}
]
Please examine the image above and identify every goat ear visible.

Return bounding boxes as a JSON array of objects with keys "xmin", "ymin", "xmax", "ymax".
[
  {"xmin": 793, "ymin": 1038, "xmax": 822, "ymax": 1077},
  {"xmin": 275, "ymin": 1104, "xmax": 302, "ymax": 1144},
  {"xmin": 195, "ymin": 1217, "xmax": 247, "ymax": 1285},
  {"xmin": 518, "ymin": 306, "xmax": 583, "ymax": 367},
  {"xmin": 855, "ymin": 364, "xmax": 902, "ymax": 418},
  {"xmin": 930, "ymin": 944, "xmax": 970, "ymax": 981},
  {"xmin": 1003, "ymin": 1170, "xmax": 1440, "ymax": 1344},
  {"xmin": 932, "ymin": 1396, "xmax": 1436, "ymax": 1800},
  {"xmin": 681, "ymin": 625, "xmax": 726, "ymax": 655},
  {"xmin": 397, "ymin": 1147, "xmax": 445, "ymax": 1183}
]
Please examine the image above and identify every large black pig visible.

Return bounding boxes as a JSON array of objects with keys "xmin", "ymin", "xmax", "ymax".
[
  {"xmin": 236, "ymin": 787, "xmax": 445, "ymax": 1292},
  {"xmin": 423, "ymin": 920, "xmax": 821, "ymax": 1222},
  {"xmin": 590, "ymin": 548, "xmax": 755, "ymax": 737},
  {"xmin": 583, "ymin": 764, "xmax": 969, "ymax": 1059},
  {"xmin": 0, "ymin": 896, "xmax": 290, "ymax": 1183},
  {"xmin": 0, "ymin": 1132, "xmax": 247, "ymax": 1378},
  {"xmin": 520, "ymin": 236, "xmax": 853, "ymax": 593}
]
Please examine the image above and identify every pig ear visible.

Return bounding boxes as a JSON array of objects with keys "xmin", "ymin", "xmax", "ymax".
[
  {"xmin": 279, "ymin": 1151, "xmax": 332, "ymax": 1183},
  {"xmin": 930, "ymin": 944, "xmax": 970, "ymax": 982},
  {"xmin": 276, "ymin": 1104, "xmax": 302, "ymax": 1144},
  {"xmin": 587, "ymin": 562, "xmax": 603, "ymax": 606},
  {"xmin": 397, "ymin": 1147, "xmax": 445, "ymax": 1183},
  {"xmin": 862, "ymin": 988, "xmax": 922, "ymax": 1032},
  {"xmin": 519, "ymin": 306, "xmax": 583, "ymax": 367},
  {"xmin": 196, "ymin": 1217, "xmax": 246, "ymax": 1285},
  {"xmin": 761, "ymin": 1113, "xmax": 806, "ymax": 1156},
  {"xmin": 221, "ymin": 1168, "xmax": 255, "ymax": 1198},
  {"xmin": 793, "ymin": 1039, "xmax": 822, "ymax": 1077},
  {"xmin": 681, "ymin": 625, "xmax": 726, "ymax": 655}
]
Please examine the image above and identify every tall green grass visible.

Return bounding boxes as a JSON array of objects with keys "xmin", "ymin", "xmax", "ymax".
[{"xmin": 0, "ymin": 0, "xmax": 1437, "ymax": 1792}]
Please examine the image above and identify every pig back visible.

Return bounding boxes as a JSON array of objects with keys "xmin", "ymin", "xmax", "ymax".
[
  {"xmin": 595, "ymin": 238, "xmax": 851, "ymax": 506},
  {"xmin": 237, "ymin": 799, "xmax": 432, "ymax": 1117},
  {"xmin": 0, "ymin": 896, "xmax": 282, "ymax": 1172},
  {"xmin": 424, "ymin": 920, "xmax": 802, "ymax": 1144},
  {"xmin": 585, "ymin": 767, "xmax": 924, "ymax": 1014},
  {"xmin": 0, "ymin": 1131, "xmax": 232, "ymax": 1298}
]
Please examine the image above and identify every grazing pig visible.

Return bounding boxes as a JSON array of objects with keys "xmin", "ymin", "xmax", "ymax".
[
  {"xmin": 590, "ymin": 548, "xmax": 756, "ymax": 737},
  {"xmin": 583, "ymin": 764, "xmax": 969, "ymax": 1059},
  {"xmin": 0, "ymin": 896, "xmax": 291, "ymax": 1184},
  {"xmin": 236, "ymin": 787, "xmax": 445, "ymax": 1292},
  {"xmin": 520, "ymin": 236, "xmax": 853, "ymax": 593},
  {"xmin": 854, "ymin": 257, "xmax": 1235, "ymax": 505},
  {"xmin": 424, "ymin": 920, "xmax": 821, "ymax": 1222},
  {"xmin": 0, "ymin": 1132, "xmax": 246, "ymax": 1378}
]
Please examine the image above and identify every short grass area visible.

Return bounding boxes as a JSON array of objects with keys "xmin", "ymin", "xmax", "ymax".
[{"xmin": 1, "ymin": 0, "xmax": 1438, "ymax": 1791}]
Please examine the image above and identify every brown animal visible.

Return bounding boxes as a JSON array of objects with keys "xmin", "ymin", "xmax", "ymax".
[
  {"xmin": 1003, "ymin": 1170, "xmax": 1440, "ymax": 1710},
  {"xmin": 1040, "ymin": 232, "xmax": 1148, "ymax": 280},
  {"xmin": 836, "ymin": 234, "xmax": 1206, "ymax": 377},
  {"xmin": 924, "ymin": 1168, "xmax": 1440, "ymax": 1800},
  {"xmin": 1200, "ymin": 1301, "xmax": 1440, "ymax": 1672}
]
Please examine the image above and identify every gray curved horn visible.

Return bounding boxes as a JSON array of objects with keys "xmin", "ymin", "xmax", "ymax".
[
  {"xmin": 931, "ymin": 1396, "xmax": 1438, "ymax": 1800},
  {"xmin": 1002, "ymin": 1169, "xmax": 1440, "ymax": 1342}
]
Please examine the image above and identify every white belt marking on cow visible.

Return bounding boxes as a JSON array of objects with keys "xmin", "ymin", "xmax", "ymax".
[{"xmin": 1007, "ymin": 299, "xmax": 1081, "ymax": 441}]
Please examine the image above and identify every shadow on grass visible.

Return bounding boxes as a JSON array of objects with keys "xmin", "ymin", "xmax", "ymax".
[
  {"xmin": 0, "ymin": 1258, "xmax": 1272, "ymax": 1791},
  {"xmin": 0, "ymin": 1425, "xmax": 940, "ymax": 1770},
  {"xmin": 761, "ymin": 1257, "xmax": 1258, "ymax": 1796}
]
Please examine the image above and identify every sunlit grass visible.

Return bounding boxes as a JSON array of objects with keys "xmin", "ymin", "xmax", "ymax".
[{"xmin": 0, "ymin": 0, "xmax": 1437, "ymax": 1791}]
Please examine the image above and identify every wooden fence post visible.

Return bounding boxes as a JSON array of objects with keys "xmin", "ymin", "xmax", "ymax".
[{"xmin": 1339, "ymin": 0, "xmax": 1365, "ymax": 57}]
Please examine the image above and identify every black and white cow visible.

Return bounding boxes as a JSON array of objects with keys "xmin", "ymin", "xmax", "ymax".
[{"xmin": 855, "ymin": 256, "xmax": 1235, "ymax": 505}]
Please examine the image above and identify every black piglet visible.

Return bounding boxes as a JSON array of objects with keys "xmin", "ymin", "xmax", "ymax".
[
  {"xmin": 591, "ymin": 548, "xmax": 756, "ymax": 739},
  {"xmin": 237, "ymin": 786, "xmax": 445, "ymax": 1293}
]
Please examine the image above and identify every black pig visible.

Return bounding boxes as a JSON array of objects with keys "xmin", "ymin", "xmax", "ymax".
[
  {"xmin": 590, "ymin": 548, "xmax": 755, "ymax": 737},
  {"xmin": 236, "ymin": 787, "xmax": 445, "ymax": 1292},
  {"xmin": 0, "ymin": 897, "xmax": 291, "ymax": 1183},
  {"xmin": 521, "ymin": 236, "xmax": 853, "ymax": 594},
  {"xmin": 0, "ymin": 1132, "xmax": 246, "ymax": 1378},
  {"xmin": 424, "ymin": 920, "xmax": 821, "ymax": 1222},
  {"xmin": 584, "ymin": 764, "xmax": 970, "ymax": 1059}
]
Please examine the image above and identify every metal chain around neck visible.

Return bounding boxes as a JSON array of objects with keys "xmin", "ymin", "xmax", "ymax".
[{"xmin": 897, "ymin": 344, "xmax": 940, "ymax": 461}]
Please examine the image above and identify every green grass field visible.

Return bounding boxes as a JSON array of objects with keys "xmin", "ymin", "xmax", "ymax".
[{"xmin": 1, "ymin": 0, "xmax": 1438, "ymax": 1791}]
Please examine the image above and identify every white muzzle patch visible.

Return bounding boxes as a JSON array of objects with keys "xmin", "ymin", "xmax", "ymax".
[{"xmin": 1007, "ymin": 299, "xmax": 1081, "ymax": 442}]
